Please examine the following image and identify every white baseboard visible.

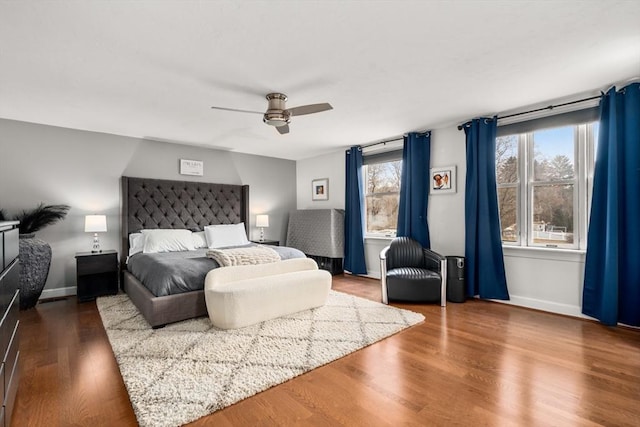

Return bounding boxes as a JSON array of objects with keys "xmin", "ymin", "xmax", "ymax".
[
  {"xmin": 39, "ymin": 286, "xmax": 77, "ymax": 300},
  {"xmin": 363, "ymin": 271, "xmax": 381, "ymax": 280},
  {"xmin": 492, "ymin": 295, "xmax": 593, "ymax": 320},
  {"xmin": 344, "ymin": 271, "xmax": 380, "ymax": 280}
]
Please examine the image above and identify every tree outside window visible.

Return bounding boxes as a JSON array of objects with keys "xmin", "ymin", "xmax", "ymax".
[
  {"xmin": 364, "ymin": 160, "xmax": 402, "ymax": 236},
  {"xmin": 496, "ymin": 123, "xmax": 596, "ymax": 249}
]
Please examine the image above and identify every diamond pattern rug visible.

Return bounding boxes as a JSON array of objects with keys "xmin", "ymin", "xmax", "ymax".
[{"xmin": 97, "ymin": 291, "xmax": 424, "ymax": 427}]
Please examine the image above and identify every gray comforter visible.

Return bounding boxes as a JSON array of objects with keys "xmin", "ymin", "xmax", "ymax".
[{"xmin": 127, "ymin": 244, "xmax": 306, "ymax": 297}]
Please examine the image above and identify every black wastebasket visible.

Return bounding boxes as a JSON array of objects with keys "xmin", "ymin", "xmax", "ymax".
[{"xmin": 446, "ymin": 256, "xmax": 466, "ymax": 303}]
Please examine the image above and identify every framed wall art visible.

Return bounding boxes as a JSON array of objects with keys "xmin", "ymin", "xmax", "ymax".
[
  {"xmin": 179, "ymin": 159, "xmax": 204, "ymax": 176},
  {"xmin": 312, "ymin": 178, "xmax": 329, "ymax": 201},
  {"xmin": 430, "ymin": 165, "xmax": 456, "ymax": 194}
]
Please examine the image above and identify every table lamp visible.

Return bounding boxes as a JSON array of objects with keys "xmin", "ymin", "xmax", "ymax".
[
  {"xmin": 85, "ymin": 214, "xmax": 107, "ymax": 252},
  {"xmin": 256, "ymin": 214, "xmax": 269, "ymax": 242}
]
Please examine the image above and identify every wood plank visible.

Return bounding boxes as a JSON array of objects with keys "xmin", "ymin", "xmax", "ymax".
[{"xmin": 12, "ymin": 274, "xmax": 640, "ymax": 426}]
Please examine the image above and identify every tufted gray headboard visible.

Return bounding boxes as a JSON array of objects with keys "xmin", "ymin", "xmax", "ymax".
[{"xmin": 120, "ymin": 176, "xmax": 249, "ymax": 269}]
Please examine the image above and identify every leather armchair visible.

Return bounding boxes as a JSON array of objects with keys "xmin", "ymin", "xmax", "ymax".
[{"xmin": 380, "ymin": 237, "xmax": 447, "ymax": 307}]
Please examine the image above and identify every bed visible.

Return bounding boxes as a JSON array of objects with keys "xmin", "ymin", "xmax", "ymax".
[{"xmin": 120, "ymin": 176, "xmax": 302, "ymax": 328}]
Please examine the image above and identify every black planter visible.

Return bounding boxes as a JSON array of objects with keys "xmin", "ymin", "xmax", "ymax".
[{"xmin": 18, "ymin": 234, "xmax": 52, "ymax": 309}]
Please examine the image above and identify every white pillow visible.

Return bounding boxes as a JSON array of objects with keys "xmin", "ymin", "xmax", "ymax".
[
  {"xmin": 204, "ymin": 223, "xmax": 249, "ymax": 248},
  {"xmin": 142, "ymin": 229, "xmax": 195, "ymax": 253},
  {"xmin": 192, "ymin": 231, "xmax": 208, "ymax": 249},
  {"xmin": 129, "ymin": 232, "xmax": 145, "ymax": 256}
]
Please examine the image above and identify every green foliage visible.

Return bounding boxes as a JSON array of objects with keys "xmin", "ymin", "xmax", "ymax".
[{"xmin": 13, "ymin": 203, "xmax": 70, "ymax": 234}]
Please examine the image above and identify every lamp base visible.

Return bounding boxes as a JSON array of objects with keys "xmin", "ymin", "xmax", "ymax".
[{"xmin": 92, "ymin": 233, "xmax": 102, "ymax": 253}]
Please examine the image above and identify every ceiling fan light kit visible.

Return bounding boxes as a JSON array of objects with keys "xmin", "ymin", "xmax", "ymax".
[
  {"xmin": 263, "ymin": 93, "xmax": 291, "ymax": 127},
  {"xmin": 211, "ymin": 92, "xmax": 332, "ymax": 135}
]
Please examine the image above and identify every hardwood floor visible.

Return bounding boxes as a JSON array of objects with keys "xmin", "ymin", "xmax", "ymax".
[{"xmin": 14, "ymin": 275, "xmax": 640, "ymax": 426}]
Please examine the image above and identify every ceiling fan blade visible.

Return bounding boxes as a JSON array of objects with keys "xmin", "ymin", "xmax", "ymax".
[
  {"xmin": 210, "ymin": 106, "xmax": 263, "ymax": 115},
  {"xmin": 287, "ymin": 103, "xmax": 333, "ymax": 116},
  {"xmin": 276, "ymin": 124, "xmax": 290, "ymax": 135}
]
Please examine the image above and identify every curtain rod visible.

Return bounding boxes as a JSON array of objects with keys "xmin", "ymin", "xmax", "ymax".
[
  {"xmin": 456, "ymin": 94, "xmax": 602, "ymax": 131},
  {"xmin": 362, "ymin": 130, "xmax": 430, "ymax": 149},
  {"xmin": 362, "ymin": 136, "xmax": 403, "ymax": 149}
]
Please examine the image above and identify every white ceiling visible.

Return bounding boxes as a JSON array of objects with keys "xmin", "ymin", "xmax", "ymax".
[{"xmin": 1, "ymin": 1, "xmax": 639, "ymax": 161}]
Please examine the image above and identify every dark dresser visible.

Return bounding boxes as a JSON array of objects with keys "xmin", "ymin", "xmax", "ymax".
[{"xmin": 0, "ymin": 221, "xmax": 19, "ymax": 426}]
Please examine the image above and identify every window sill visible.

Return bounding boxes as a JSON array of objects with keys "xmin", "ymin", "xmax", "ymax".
[
  {"xmin": 364, "ymin": 235, "xmax": 394, "ymax": 242},
  {"xmin": 502, "ymin": 245, "xmax": 586, "ymax": 263}
]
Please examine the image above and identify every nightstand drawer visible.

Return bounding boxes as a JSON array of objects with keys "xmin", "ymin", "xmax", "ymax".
[{"xmin": 76, "ymin": 253, "xmax": 117, "ymax": 276}]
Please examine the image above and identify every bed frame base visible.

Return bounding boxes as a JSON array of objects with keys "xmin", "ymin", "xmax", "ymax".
[{"xmin": 123, "ymin": 271, "xmax": 208, "ymax": 328}]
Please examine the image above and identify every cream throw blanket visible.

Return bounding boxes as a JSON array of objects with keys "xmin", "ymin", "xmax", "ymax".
[{"xmin": 206, "ymin": 245, "xmax": 281, "ymax": 267}]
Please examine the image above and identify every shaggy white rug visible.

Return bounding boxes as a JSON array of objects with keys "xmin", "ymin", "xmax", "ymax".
[{"xmin": 97, "ymin": 291, "xmax": 424, "ymax": 427}]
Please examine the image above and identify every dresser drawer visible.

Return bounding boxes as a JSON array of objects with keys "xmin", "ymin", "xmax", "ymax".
[
  {"xmin": 4, "ymin": 350, "xmax": 18, "ymax": 426},
  {"xmin": 0, "ymin": 361, "xmax": 4, "ymax": 405},
  {"xmin": 77, "ymin": 253, "xmax": 117, "ymax": 276},
  {"xmin": 0, "ymin": 262, "xmax": 19, "ymax": 318},
  {"xmin": 4, "ymin": 321, "xmax": 18, "ymax": 394},
  {"xmin": 3, "ymin": 229, "xmax": 18, "ymax": 269},
  {"xmin": 0, "ymin": 291, "xmax": 19, "ymax": 364}
]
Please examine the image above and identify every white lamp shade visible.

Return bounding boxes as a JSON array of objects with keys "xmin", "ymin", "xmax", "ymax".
[
  {"xmin": 85, "ymin": 215, "xmax": 107, "ymax": 233},
  {"xmin": 256, "ymin": 214, "xmax": 269, "ymax": 228}
]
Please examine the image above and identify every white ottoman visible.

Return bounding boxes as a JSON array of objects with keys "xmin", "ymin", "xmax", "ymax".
[{"xmin": 204, "ymin": 258, "xmax": 332, "ymax": 329}]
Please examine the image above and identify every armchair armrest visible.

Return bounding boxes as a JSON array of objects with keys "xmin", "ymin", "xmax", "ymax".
[
  {"xmin": 380, "ymin": 245, "xmax": 390, "ymax": 304},
  {"xmin": 423, "ymin": 248, "xmax": 447, "ymax": 307},
  {"xmin": 423, "ymin": 248, "xmax": 445, "ymax": 271}
]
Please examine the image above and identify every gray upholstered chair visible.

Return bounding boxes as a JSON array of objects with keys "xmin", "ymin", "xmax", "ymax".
[{"xmin": 379, "ymin": 237, "xmax": 447, "ymax": 307}]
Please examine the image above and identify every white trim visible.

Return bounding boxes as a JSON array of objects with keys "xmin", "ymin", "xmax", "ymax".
[
  {"xmin": 364, "ymin": 235, "xmax": 395, "ymax": 241},
  {"xmin": 503, "ymin": 245, "xmax": 585, "ymax": 262},
  {"xmin": 40, "ymin": 286, "xmax": 77, "ymax": 300},
  {"xmin": 491, "ymin": 295, "xmax": 593, "ymax": 319},
  {"xmin": 344, "ymin": 271, "xmax": 381, "ymax": 280}
]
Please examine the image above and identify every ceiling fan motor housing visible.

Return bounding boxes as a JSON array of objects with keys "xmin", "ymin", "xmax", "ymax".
[{"xmin": 263, "ymin": 93, "xmax": 290, "ymax": 127}]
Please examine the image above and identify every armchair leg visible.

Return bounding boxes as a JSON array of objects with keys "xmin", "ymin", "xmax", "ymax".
[
  {"xmin": 380, "ymin": 248, "xmax": 389, "ymax": 304},
  {"xmin": 440, "ymin": 258, "xmax": 447, "ymax": 307}
]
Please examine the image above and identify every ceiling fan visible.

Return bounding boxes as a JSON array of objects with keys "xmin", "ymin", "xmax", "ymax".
[{"xmin": 211, "ymin": 93, "xmax": 332, "ymax": 134}]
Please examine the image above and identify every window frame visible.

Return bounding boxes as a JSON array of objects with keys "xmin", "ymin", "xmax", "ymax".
[
  {"xmin": 362, "ymin": 151, "xmax": 402, "ymax": 238},
  {"xmin": 497, "ymin": 121, "xmax": 597, "ymax": 251},
  {"xmin": 496, "ymin": 134, "xmax": 522, "ymax": 245}
]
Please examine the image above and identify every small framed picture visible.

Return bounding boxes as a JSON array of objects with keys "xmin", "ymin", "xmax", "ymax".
[
  {"xmin": 179, "ymin": 159, "xmax": 204, "ymax": 176},
  {"xmin": 430, "ymin": 166, "xmax": 456, "ymax": 194},
  {"xmin": 312, "ymin": 178, "xmax": 329, "ymax": 201}
]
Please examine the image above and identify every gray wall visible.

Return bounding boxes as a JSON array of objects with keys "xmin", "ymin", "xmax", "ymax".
[
  {"xmin": 0, "ymin": 118, "xmax": 296, "ymax": 297},
  {"xmin": 296, "ymin": 124, "xmax": 589, "ymax": 319}
]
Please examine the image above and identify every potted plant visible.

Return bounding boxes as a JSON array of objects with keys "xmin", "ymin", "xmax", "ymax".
[{"xmin": 0, "ymin": 204, "xmax": 70, "ymax": 309}]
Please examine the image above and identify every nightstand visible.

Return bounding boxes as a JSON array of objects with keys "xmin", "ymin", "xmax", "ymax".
[
  {"xmin": 251, "ymin": 240, "xmax": 280, "ymax": 246},
  {"xmin": 75, "ymin": 250, "xmax": 118, "ymax": 302}
]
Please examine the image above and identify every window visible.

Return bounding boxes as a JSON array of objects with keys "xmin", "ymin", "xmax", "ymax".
[
  {"xmin": 496, "ymin": 115, "xmax": 598, "ymax": 250},
  {"xmin": 364, "ymin": 158, "xmax": 402, "ymax": 236}
]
